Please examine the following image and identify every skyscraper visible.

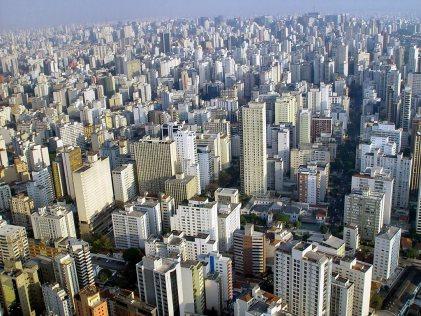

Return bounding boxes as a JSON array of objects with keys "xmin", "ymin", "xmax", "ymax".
[
  {"xmin": 240, "ymin": 102, "xmax": 267, "ymax": 196},
  {"xmin": 159, "ymin": 31, "xmax": 171, "ymax": 54}
]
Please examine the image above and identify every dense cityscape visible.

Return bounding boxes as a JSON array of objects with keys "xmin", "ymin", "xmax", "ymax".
[{"xmin": 0, "ymin": 10, "xmax": 420, "ymax": 316}]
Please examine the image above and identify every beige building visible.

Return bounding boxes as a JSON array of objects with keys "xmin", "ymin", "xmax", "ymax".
[
  {"xmin": 165, "ymin": 173, "xmax": 198, "ymax": 207},
  {"xmin": 10, "ymin": 193, "xmax": 35, "ymax": 230},
  {"xmin": 0, "ymin": 219, "xmax": 29, "ymax": 266},
  {"xmin": 131, "ymin": 136, "xmax": 177, "ymax": 195},
  {"xmin": 240, "ymin": 102, "xmax": 267, "ymax": 196}
]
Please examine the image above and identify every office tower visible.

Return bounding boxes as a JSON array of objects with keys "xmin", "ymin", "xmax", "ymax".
[
  {"xmin": 233, "ymin": 224, "xmax": 266, "ymax": 275},
  {"xmin": 274, "ymin": 93, "xmax": 297, "ymax": 125},
  {"xmin": 217, "ymin": 201, "xmax": 241, "ymax": 252},
  {"xmin": 165, "ymin": 173, "xmax": 198, "ymax": 207},
  {"xmin": 73, "ymin": 154, "xmax": 114, "ymax": 234},
  {"xmin": 58, "ymin": 123, "xmax": 86, "ymax": 148},
  {"xmin": 61, "ymin": 146, "xmax": 83, "ymax": 199},
  {"xmin": 74, "ymin": 285, "xmax": 108, "ymax": 316},
  {"xmin": 297, "ymin": 162, "xmax": 329, "ymax": 204},
  {"xmin": 408, "ymin": 72, "xmax": 421, "ymax": 96},
  {"xmin": 351, "ymin": 168, "xmax": 394, "ymax": 225},
  {"xmin": 343, "ymin": 225, "xmax": 360, "ymax": 256},
  {"xmin": 27, "ymin": 166, "xmax": 55, "ymax": 208},
  {"xmin": 333, "ymin": 257, "xmax": 372, "ymax": 316},
  {"xmin": 0, "ymin": 182, "xmax": 11, "ymax": 211},
  {"xmin": 298, "ymin": 109, "xmax": 312, "ymax": 146},
  {"xmin": 410, "ymin": 129, "xmax": 421, "ymax": 195},
  {"xmin": 136, "ymin": 257, "xmax": 183, "ymax": 316},
  {"xmin": 274, "ymin": 242, "xmax": 332, "ymax": 316},
  {"xmin": 180, "ymin": 261, "xmax": 205, "ymax": 315},
  {"xmin": 28, "ymin": 144, "xmax": 50, "ymax": 171},
  {"xmin": 51, "ymin": 158, "xmax": 66, "ymax": 200},
  {"xmin": 160, "ymin": 194, "xmax": 175, "ymax": 233},
  {"xmin": 159, "ymin": 31, "xmax": 171, "ymax": 54},
  {"xmin": 400, "ymin": 87, "xmax": 412, "ymax": 138},
  {"xmin": 267, "ymin": 156, "xmax": 284, "ymax": 193},
  {"xmin": 334, "ymin": 43, "xmax": 349, "ymax": 76},
  {"xmin": 240, "ymin": 102, "xmax": 267, "ymax": 196},
  {"xmin": 417, "ymin": 182, "xmax": 421, "ymax": 235},
  {"xmin": 174, "ymin": 129, "xmax": 201, "ymax": 193},
  {"xmin": 131, "ymin": 137, "xmax": 177, "ymax": 195},
  {"xmin": 112, "ymin": 163, "xmax": 137, "ymax": 203},
  {"xmin": 330, "ymin": 272, "xmax": 354, "ymax": 316},
  {"xmin": 0, "ymin": 220, "xmax": 29, "ymax": 265},
  {"xmin": 67, "ymin": 239, "xmax": 95, "ymax": 288},
  {"xmin": 31, "ymin": 204, "xmax": 77, "ymax": 240},
  {"xmin": 373, "ymin": 226, "xmax": 401, "ymax": 281},
  {"xmin": 215, "ymin": 188, "xmax": 240, "ymax": 204},
  {"xmin": 311, "ymin": 116, "xmax": 333, "ymax": 142},
  {"xmin": 53, "ymin": 255, "xmax": 80, "ymax": 305},
  {"xmin": 10, "ymin": 194, "xmax": 34, "ymax": 229},
  {"xmin": 344, "ymin": 189, "xmax": 385, "ymax": 242},
  {"xmin": 42, "ymin": 283, "xmax": 73, "ymax": 316},
  {"xmin": 0, "ymin": 261, "xmax": 43, "ymax": 316},
  {"xmin": 408, "ymin": 45, "xmax": 419, "ymax": 74},
  {"xmin": 170, "ymin": 197, "xmax": 218, "ymax": 242},
  {"xmin": 112, "ymin": 206, "xmax": 150, "ymax": 249},
  {"xmin": 197, "ymin": 145, "xmax": 212, "ymax": 190}
]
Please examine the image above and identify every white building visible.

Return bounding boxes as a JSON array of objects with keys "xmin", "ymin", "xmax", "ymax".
[
  {"xmin": 170, "ymin": 197, "xmax": 218, "ymax": 242},
  {"xmin": 373, "ymin": 226, "xmax": 401, "ymax": 281},
  {"xmin": 27, "ymin": 167, "xmax": 55, "ymax": 208},
  {"xmin": 73, "ymin": 154, "xmax": 114, "ymax": 232},
  {"xmin": 130, "ymin": 196, "xmax": 162, "ymax": 236},
  {"xmin": 330, "ymin": 272, "xmax": 354, "ymax": 316},
  {"xmin": 274, "ymin": 241, "xmax": 332, "ymax": 316},
  {"xmin": 0, "ymin": 182, "xmax": 11, "ymax": 211},
  {"xmin": 53, "ymin": 254, "xmax": 80, "ymax": 309},
  {"xmin": 344, "ymin": 189, "xmax": 385, "ymax": 242},
  {"xmin": 351, "ymin": 167, "xmax": 394, "ymax": 225},
  {"xmin": 217, "ymin": 202, "xmax": 241, "ymax": 252},
  {"xmin": 31, "ymin": 204, "xmax": 76, "ymax": 240},
  {"xmin": 42, "ymin": 283, "xmax": 73, "ymax": 316},
  {"xmin": 333, "ymin": 257, "xmax": 372, "ymax": 316},
  {"xmin": 112, "ymin": 206, "xmax": 149, "ymax": 249},
  {"xmin": 184, "ymin": 233, "xmax": 218, "ymax": 260},
  {"xmin": 112, "ymin": 163, "xmax": 137, "ymax": 203}
]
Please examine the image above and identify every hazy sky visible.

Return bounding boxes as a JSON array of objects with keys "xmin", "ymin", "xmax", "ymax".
[{"xmin": 1, "ymin": 0, "xmax": 420, "ymax": 29}]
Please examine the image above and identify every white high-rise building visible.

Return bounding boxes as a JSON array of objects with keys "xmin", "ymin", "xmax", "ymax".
[
  {"xmin": 0, "ymin": 219, "xmax": 29, "ymax": 265},
  {"xmin": 42, "ymin": 283, "xmax": 73, "ymax": 316},
  {"xmin": 330, "ymin": 272, "xmax": 354, "ymax": 316},
  {"xmin": 333, "ymin": 257, "xmax": 372, "ymax": 316},
  {"xmin": 66, "ymin": 238, "xmax": 95, "ymax": 289},
  {"xmin": 53, "ymin": 254, "xmax": 80, "ymax": 309},
  {"xmin": 240, "ymin": 102, "xmax": 267, "ymax": 196},
  {"xmin": 344, "ymin": 189, "xmax": 385, "ymax": 242},
  {"xmin": 112, "ymin": 206, "xmax": 150, "ymax": 249},
  {"xmin": 73, "ymin": 154, "xmax": 114, "ymax": 232},
  {"xmin": 351, "ymin": 167, "xmax": 394, "ymax": 225},
  {"xmin": 274, "ymin": 241, "xmax": 332, "ymax": 316},
  {"xmin": 170, "ymin": 197, "xmax": 218, "ymax": 242},
  {"xmin": 136, "ymin": 256, "xmax": 184, "ymax": 316},
  {"xmin": 174, "ymin": 129, "xmax": 201, "ymax": 193},
  {"xmin": 130, "ymin": 196, "xmax": 162, "ymax": 236},
  {"xmin": 112, "ymin": 163, "xmax": 137, "ymax": 203},
  {"xmin": 373, "ymin": 226, "xmax": 401, "ymax": 281},
  {"xmin": 298, "ymin": 109, "xmax": 312, "ymax": 146},
  {"xmin": 27, "ymin": 166, "xmax": 55, "ymax": 208},
  {"xmin": 31, "ymin": 204, "xmax": 76, "ymax": 240},
  {"xmin": 217, "ymin": 202, "xmax": 241, "ymax": 252}
]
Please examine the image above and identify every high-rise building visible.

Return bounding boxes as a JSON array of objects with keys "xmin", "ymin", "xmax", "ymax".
[
  {"xmin": 311, "ymin": 116, "xmax": 333, "ymax": 142},
  {"xmin": 217, "ymin": 201, "xmax": 241, "ymax": 252},
  {"xmin": 330, "ymin": 272, "xmax": 354, "ymax": 316},
  {"xmin": 180, "ymin": 260, "xmax": 205, "ymax": 315},
  {"xmin": 112, "ymin": 163, "xmax": 137, "ymax": 203},
  {"xmin": 332, "ymin": 257, "xmax": 372, "ymax": 316},
  {"xmin": 417, "ymin": 182, "xmax": 421, "ymax": 235},
  {"xmin": 274, "ymin": 93, "xmax": 297, "ymax": 126},
  {"xmin": 0, "ymin": 182, "xmax": 11, "ymax": 211},
  {"xmin": 0, "ymin": 219, "xmax": 29, "ymax": 266},
  {"xmin": 240, "ymin": 102, "xmax": 267, "ymax": 196},
  {"xmin": 27, "ymin": 166, "xmax": 55, "ymax": 208},
  {"xmin": 10, "ymin": 193, "xmax": 35, "ymax": 230},
  {"xmin": 61, "ymin": 146, "xmax": 83, "ymax": 200},
  {"xmin": 344, "ymin": 188, "xmax": 385, "ymax": 242},
  {"xmin": 373, "ymin": 226, "xmax": 401, "ymax": 281},
  {"xmin": 112, "ymin": 206, "xmax": 150, "ymax": 249},
  {"xmin": 297, "ymin": 162, "xmax": 329, "ymax": 204},
  {"xmin": 31, "ymin": 204, "xmax": 77, "ymax": 240},
  {"xmin": 131, "ymin": 137, "xmax": 177, "ymax": 195},
  {"xmin": 159, "ymin": 32, "xmax": 171, "ymax": 54},
  {"xmin": 73, "ymin": 153, "xmax": 114, "ymax": 234},
  {"xmin": 298, "ymin": 109, "xmax": 312, "ymax": 146},
  {"xmin": 42, "ymin": 283, "xmax": 73, "ymax": 316},
  {"xmin": 67, "ymin": 238, "xmax": 95, "ymax": 289},
  {"xmin": 0, "ymin": 261, "xmax": 43, "ymax": 316},
  {"xmin": 274, "ymin": 241, "xmax": 332, "ymax": 316},
  {"xmin": 410, "ymin": 128, "xmax": 421, "ymax": 195},
  {"xmin": 164, "ymin": 173, "xmax": 198, "ymax": 207},
  {"xmin": 136, "ymin": 257, "xmax": 183, "ymax": 316},
  {"xmin": 74, "ymin": 285, "xmax": 109, "ymax": 316},
  {"xmin": 233, "ymin": 224, "xmax": 266, "ymax": 275},
  {"xmin": 53, "ymin": 254, "xmax": 80, "ymax": 309},
  {"xmin": 351, "ymin": 167, "xmax": 394, "ymax": 225},
  {"xmin": 170, "ymin": 197, "xmax": 218, "ymax": 242},
  {"xmin": 160, "ymin": 194, "xmax": 175, "ymax": 233}
]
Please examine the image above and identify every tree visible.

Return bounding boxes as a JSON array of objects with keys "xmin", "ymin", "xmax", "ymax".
[
  {"xmin": 320, "ymin": 224, "xmax": 329, "ymax": 234},
  {"xmin": 91, "ymin": 235, "xmax": 114, "ymax": 254},
  {"xmin": 370, "ymin": 294, "xmax": 384, "ymax": 310},
  {"xmin": 98, "ymin": 268, "xmax": 112, "ymax": 283},
  {"xmin": 123, "ymin": 248, "xmax": 143, "ymax": 264}
]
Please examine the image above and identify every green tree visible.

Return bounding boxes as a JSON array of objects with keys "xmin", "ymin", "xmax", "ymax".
[
  {"xmin": 370, "ymin": 294, "xmax": 384, "ymax": 310},
  {"xmin": 123, "ymin": 248, "xmax": 143, "ymax": 264}
]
